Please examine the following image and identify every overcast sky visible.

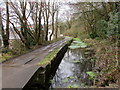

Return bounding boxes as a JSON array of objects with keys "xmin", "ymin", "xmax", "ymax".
[
  {"xmin": 0, "ymin": 0, "xmax": 73, "ymax": 26},
  {"xmin": 0, "ymin": 0, "xmax": 119, "ymax": 27}
]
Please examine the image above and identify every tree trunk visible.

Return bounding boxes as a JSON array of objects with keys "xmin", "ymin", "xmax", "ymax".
[
  {"xmin": 38, "ymin": 2, "xmax": 42, "ymax": 45},
  {"xmin": 1, "ymin": 1, "xmax": 10, "ymax": 48},
  {"xmin": 44, "ymin": 2, "xmax": 50, "ymax": 41},
  {"xmin": 50, "ymin": 2, "xmax": 55, "ymax": 41},
  {"xmin": 45, "ymin": 18, "xmax": 49, "ymax": 41},
  {"xmin": 5, "ymin": 1, "xmax": 9, "ymax": 48},
  {"xmin": 0, "ymin": 11, "xmax": 4, "ymax": 47},
  {"xmin": 55, "ymin": 10, "xmax": 59, "ymax": 39},
  {"xmin": 50, "ymin": 13, "xmax": 55, "ymax": 41},
  {"xmin": 35, "ymin": 2, "xmax": 38, "ymax": 44}
]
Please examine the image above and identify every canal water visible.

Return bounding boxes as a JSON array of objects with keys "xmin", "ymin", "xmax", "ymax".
[{"xmin": 50, "ymin": 49, "xmax": 94, "ymax": 88}]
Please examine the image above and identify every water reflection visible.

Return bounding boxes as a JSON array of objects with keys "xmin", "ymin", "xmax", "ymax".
[{"xmin": 51, "ymin": 49, "xmax": 93, "ymax": 88}]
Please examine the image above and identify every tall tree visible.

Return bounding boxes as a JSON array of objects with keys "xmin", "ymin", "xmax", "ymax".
[
  {"xmin": 9, "ymin": 1, "xmax": 30, "ymax": 49},
  {"xmin": 5, "ymin": 1, "xmax": 9, "ymax": 48},
  {"xmin": 55, "ymin": 7, "xmax": 59, "ymax": 39},
  {"xmin": 0, "ymin": 11, "xmax": 4, "ymax": 48},
  {"xmin": 49, "ymin": 1, "xmax": 59, "ymax": 40},
  {"xmin": 49, "ymin": 1, "xmax": 55, "ymax": 41},
  {"xmin": 43, "ymin": 1, "xmax": 50, "ymax": 41},
  {"xmin": 38, "ymin": 2, "xmax": 43, "ymax": 44},
  {"xmin": 1, "ymin": 1, "xmax": 10, "ymax": 48}
]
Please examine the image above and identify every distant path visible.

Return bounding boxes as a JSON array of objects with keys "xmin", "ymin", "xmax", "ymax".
[{"xmin": 2, "ymin": 37, "xmax": 70, "ymax": 88}]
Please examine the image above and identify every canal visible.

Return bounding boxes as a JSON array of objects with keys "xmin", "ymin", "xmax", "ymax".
[{"xmin": 50, "ymin": 48, "xmax": 95, "ymax": 88}]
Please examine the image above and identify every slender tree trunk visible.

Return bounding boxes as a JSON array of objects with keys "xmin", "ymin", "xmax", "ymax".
[
  {"xmin": 50, "ymin": 13, "xmax": 55, "ymax": 41},
  {"xmin": 42, "ymin": 10, "xmax": 46, "ymax": 41},
  {"xmin": 0, "ymin": 11, "xmax": 4, "ymax": 47},
  {"xmin": 50, "ymin": 2, "xmax": 55, "ymax": 41},
  {"xmin": 55, "ymin": 10, "xmax": 59, "ymax": 39},
  {"xmin": 1, "ymin": 1, "xmax": 10, "ymax": 48},
  {"xmin": 44, "ymin": 2, "xmax": 50, "ymax": 41},
  {"xmin": 38, "ymin": 2, "xmax": 42, "ymax": 45},
  {"xmin": 34, "ymin": 2, "xmax": 38, "ymax": 44},
  {"xmin": 45, "ymin": 17, "xmax": 49, "ymax": 41},
  {"xmin": 5, "ymin": 1, "xmax": 9, "ymax": 48}
]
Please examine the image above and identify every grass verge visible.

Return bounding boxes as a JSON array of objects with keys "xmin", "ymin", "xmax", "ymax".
[
  {"xmin": 0, "ymin": 54, "xmax": 12, "ymax": 63},
  {"xmin": 38, "ymin": 48, "xmax": 59, "ymax": 66}
]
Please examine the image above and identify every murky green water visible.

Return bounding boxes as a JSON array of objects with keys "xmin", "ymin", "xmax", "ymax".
[{"xmin": 50, "ymin": 49, "xmax": 94, "ymax": 88}]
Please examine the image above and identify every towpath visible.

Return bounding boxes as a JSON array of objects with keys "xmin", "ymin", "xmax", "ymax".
[{"xmin": 2, "ymin": 37, "xmax": 70, "ymax": 88}]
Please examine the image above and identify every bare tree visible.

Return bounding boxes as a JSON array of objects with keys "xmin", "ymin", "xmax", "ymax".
[
  {"xmin": 9, "ymin": 1, "xmax": 33, "ymax": 49},
  {"xmin": 42, "ymin": 1, "xmax": 50, "ymax": 41},
  {"xmin": 38, "ymin": 2, "xmax": 43, "ymax": 44},
  {"xmin": 49, "ymin": 1, "xmax": 55, "ymax": 41},
  {"xmin": 49, "ymin": 1, "xmax": 59, "ymax": 40},
  {"xmin": 5, "ymin": 1, "xmax": 9, "ymax": 48},
  {"xmin": 0, "ymin": 10, "xmax": 4, "ymax": 47},
  {"xmin": 0, "ymin": 1, "xmax": 9, "ymax": 48},
  {"xmin": 55, "ymin": 7, "xmax": 59, "ymax": 39},
  {"xmin": 9, "ymin": 0, "xmax": 46, "ymax": 48}
]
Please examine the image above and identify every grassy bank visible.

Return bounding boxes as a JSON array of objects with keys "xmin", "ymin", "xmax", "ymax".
[
  {"xmin": 83, "ymin": 38, "xmax": 119, "ymax": 87},
  {"xmin": 38, "ymin": 47, "xmax": 59, "ymax": 66},
  {"xmin": 67, "ymin": 36, "xmax": 119, "ymax": 87}
]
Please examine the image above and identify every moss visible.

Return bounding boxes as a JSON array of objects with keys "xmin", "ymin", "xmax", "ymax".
[
  {"xmin": 38, "ymin": 48, "xmax": 59, "ymax": 65},
  {"xmin": 0, "ymin": 54, "xmax": 12, "ymax": 62},
  {"xmin": 38, "ymin": 38, "xmax": 72, "ymax": 66}
]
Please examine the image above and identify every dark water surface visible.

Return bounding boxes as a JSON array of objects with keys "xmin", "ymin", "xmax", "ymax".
[{"xmin": 50, "ymin": 49, "xmax": 94, "ymax": 88}]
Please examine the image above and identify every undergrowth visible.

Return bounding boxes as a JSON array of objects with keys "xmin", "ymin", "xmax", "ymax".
[{"xmin": 63, "ymin": 18, "xmax": 119, "ymax": 87}]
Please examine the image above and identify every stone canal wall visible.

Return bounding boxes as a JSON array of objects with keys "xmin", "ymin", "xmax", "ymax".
[{"xmin": 23, "ymin": 39, "xmax": 72, "ymax": 90}]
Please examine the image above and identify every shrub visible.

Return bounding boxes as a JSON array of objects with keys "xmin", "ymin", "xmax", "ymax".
[{"xmin": 10, "ymin": 40, "xmax": 28, "ymax": 55}]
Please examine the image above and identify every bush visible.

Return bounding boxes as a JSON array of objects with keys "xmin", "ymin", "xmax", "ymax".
[
  {"xmin": 96, "ymin": 11, "xmax": 119, "ymax": 39},
  {"xmin": 107, "ymin": 11, "xmax": 119, "ymax": 37},
  {"xmin": 96, "ymin": 20, "xmax": 108, "ymax": 39},
  {"xmin": 89, "ymin": 32, "xmax": 98, "ymax": 39},
  {"xmin": 10, "ymin": 40, "xmax": 28, "ymax": 55}
]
